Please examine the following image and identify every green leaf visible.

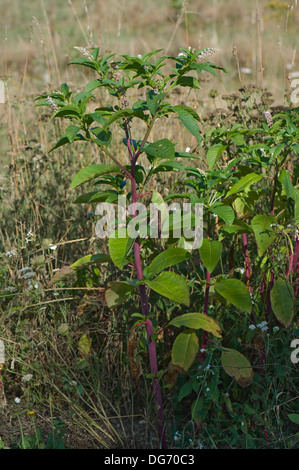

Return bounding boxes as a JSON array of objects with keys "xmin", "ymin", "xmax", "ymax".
[
  {"xmin": 75, "ymin": 190, "xmax": 118, "ymax": 204},
  {"xmin": 51, "ymin": 104, "xmax": 81, "ymax": 119},
  {"xmin": 146, "ymin": 247, "xmax": 191, "ymax": 278},
  {"xmin": 169, "ymin": 312, "xmax": 222, "ymax": 338},
  {"xmin": 178, "ymin": 382, "xmax": 194, "ymax": 402},
  {"xmin": 152, "ymin": 160, "xmax": 185, "ymax": 174},
  {"xmin": 104, "ymin": 281, "xmax": 135, "ymax": 308},
  {"xmin": 108, "ymin": 228, "xmax": 135, "ymax": 269},
  {"xmin": 71, "ymin": 164, "xmax": 120, "ymax": 188},
  {"xmin": 90, "ymin": 127, "xmax": 112, "ymax": 146},
  {"xmin": 70, "ymin": 253, "xmax": 111, "ymax": 269},
  {"xmin": 226, "ymin": 173, "xmax": 263, "ymax": 198},
  {"xmin": 46, "ymin": 265, "xmax": 75, "ymax": 287},
  {"xmin": 288, "ymin": 414, "xmax": 299, "ymax": 425},
  {"xmin": 144, "ymin": 272, "xmax": 190, "ymax": 306},
  {"xmin": 206, "ymin": 144, "xmax": 227, "ymax": 170},
  {"xmin": 278, "ymin": 169, "xmax": 297, "ymax": 200},
  {"xmin": 146, "ymin": 90, "xmax": 167, "ymax": 116},
  {"xmin": 270, "ymin": 279, "xmax": 294, "ymax": 327},
  {"xmin": 49, "ymin": 134, "xmax": 86, "ymax": 152},
  {"xmin": 210, "ymin": 204, "xmax": 235, "ymax": 226},
  {"xmin": 199, "ymin": 238, "xmax": 222, "ymax": 274},
  {"xmin": 143, "ymin": 139, "xmax": 175, "ymax": 160},
  {"xmin": 104, "ymin": 109, "xmax": 135, "ymax": 128},
  {"xmin": 66, "ymin": 124, "xmax": 81, "ymax": 143},
  {"xmin": 214, "ymin": 279, "xmax": 252, "ymax": 313},
  {"xmin": 175, "ymin": 76, "xmax": 201, "ymax": 89},
  {"xmin": 172, "ymin": 105, "xmax": 202, "ymax": 144},
  {"xmin": 171, "ymin": 330, "xmax": 199, "ymax": 372},
  {"xmin": 78, "ymin": 334, "xmax": 91, "ymax": 357},
  {"xmin": 251, "ymin": 214, "xmax": 277, "ymax": 257},
  {"xmin": 221, "ymin": 348, "xmax": 254, "ymax": 387}
]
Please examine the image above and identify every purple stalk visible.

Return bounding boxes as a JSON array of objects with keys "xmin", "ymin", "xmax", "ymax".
[
  {"xmin": 129, "ymin": 142, "xmax": 166, "ymax": 449},
  {"xmin": 242, "ymin": 233, "xmax": 252, "ymax": 290},
  {"xmin": 293, "ymin": 237, "xmax": 299, "ymax": 298},
  {"xmin": 200, "ymin": 270, "xmax": 210, "ymax": 362}
]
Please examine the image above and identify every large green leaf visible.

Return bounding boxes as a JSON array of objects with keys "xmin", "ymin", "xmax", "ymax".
[
  {"xmin": 221, "ymin": 348, "xmax": 254, "ymax": 387},
  {"xmin": 144, "ymin": 272, "xmax": 190, "ymax": 306},
  {"xmin": 210, "ymin": 204, "xmax": 235, "ymax": 226},
  {"xmin": 169, "ymin": 312, "xmax": 222, "ymax": 338},
  {"xmin": 206, "ymin": 144, "xmax": 227, "ymax": 170},
  {"xmin": 171, "ymin": 329, "xmax": 199, "ymax": 371},
  {"xmin": 104, "ymin": 281, "xmax": 135, "ymax": 308},
  {"xmin": 199, "ymin": 238, "xmax": 222, "ymax": 274},
  {"xmin": 145, "ymin": 248, "xmax": 191, "ymax": 278},
  {"xmin": 270, "ymin": 279, "xmax": 294, "ymax": 327},
  {"xmin": 226, "ymin": 173, "xmax": 263, "ymax": 198},
  {"xmin": 71, "ymin": 164, "xmax": 120, "ymax": 188},
  {"xmin": 70, "ymin": 253, "xmax": 111, "ymax": 269},
  {"xmin": 143, "ymin": 139, "xmax": 175, "ymax": 160},
  {"xmin": 108, "ymin": 229, "xmax": 135, "ymax": 269},
  {"xmin": 251, "ymin": 214, "xmax": 276, "ymax": 257},
  {"xmin": 214, "ymin": 279, "xmax": 252, "ymax": 313},
  {"xmin": 172, "ymin": 105, "xmax": 202, "ymax": 144}
]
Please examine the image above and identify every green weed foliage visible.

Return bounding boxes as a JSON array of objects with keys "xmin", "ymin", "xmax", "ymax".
[{"xmin": 1, "ymin": 45, "xmax": 298, "ymax": 449}]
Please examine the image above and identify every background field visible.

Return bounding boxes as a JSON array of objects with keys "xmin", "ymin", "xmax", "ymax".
[{"xmin": 0, "ymin": 0, "xmax": 298, "ymax": 450}]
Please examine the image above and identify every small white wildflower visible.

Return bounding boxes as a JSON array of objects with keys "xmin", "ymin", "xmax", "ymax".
[
  {"xmin": 185, "ymin": 147, "xmax": 191, "ymax": 153},
  {"xmin": 273, "ymin": 326, "xmax": 280, "ymax": 332},
  {"xmin": 260, "ymin": 325, "xmax": 269, "ymax": 332},
  {"xmin": 22, "ymin": 272, "xmax": 35, "ymax": 279},
  {"xmin": 225, "ymin": 392, "xmax": 230, "ymax": 398},
  {"xmin": 205, "ymin": 364, "xmax": 211, "ymax": 370},
  {"xmin": 200, "ymin": 348, "xmax": 206, "ymax": 353},
  {"xmin": 21, "ymin": 374, "xmax": 33, "ymax": 383},
  {"xmin": 198, "ymin": 48, "xmax": 219, "ymax": 60},
  {"xmin": 206, "ymin": 387, "xmax": 210, "ymax": 392},
  {"xmin": 257, "ymin": 321, "xmax": 268, "ymax": 328},
  {"xmin": 249, "ymin": 324, "xmax": 256, "ymax": 330},
  {"xmin": 17, "ymin": 267, "xmax": 31, "ymax": 275},
  {"xmin": 6, "ymin": 250, "xmax": 17, "ymax": 257},
  {"xmin": 74, "ymin": 46, "xmax": 93, "ymax": 61},
  {"xmin": 46, "ymin": 96, "xmax": 59, "ymax": 112},
  {"xmin": 239, "ymin": 268, "xmax": 245, "ymax": 275},
  {"xmin": 14, "ymin": 397, "xmax": 21, "ymax": 404},
  {"xmin": 49, "ymin": 244, "xmax": 57, "ymax": 251},
  {"xmin": 173, "ymin": 431, "xmax": 181, "ymax": 441},
  {"xmin": 5, "ymin": 286, "xmax": 17, "ymax": 293},
  {"xmin": 52, "ymin": 268, "xmax": 60, "ymax": 273}
]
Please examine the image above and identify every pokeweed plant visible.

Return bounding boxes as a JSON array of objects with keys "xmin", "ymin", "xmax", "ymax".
[{"xmin": 36, "ymin": 46, "xmax": 226, "ymax": 447}]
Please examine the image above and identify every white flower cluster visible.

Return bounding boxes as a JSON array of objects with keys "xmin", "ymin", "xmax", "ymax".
[
  {"xmin": 46, "ymin": 96, "xmax": 59, "ymax": 112},
  {"xmin": 198, "ymin": 48, "xmax": 220, "ymax": 60},
  {"xmin": 17, "ymin": 267, "xmax": 38, "ymax": 290},
  {"xmin": 249, "ymin": 321, "xmax": 268, "ymax": 332},
  {"xmin": 74, "ymin": 46, "xmax": 93, "ymax": 61},
  {"xmin": 5, "ymin": 249, "xmax": 17, "ymax": 258}
]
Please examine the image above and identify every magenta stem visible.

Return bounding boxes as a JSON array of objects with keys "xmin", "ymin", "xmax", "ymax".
[
  {"xmin": 200, "ymin": 271, "xmax": 210, "ymax": 362},
  {"xmin": 130, "ymin": 151, "xmax": 166, "ymax": 448}
]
